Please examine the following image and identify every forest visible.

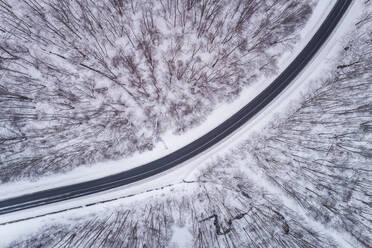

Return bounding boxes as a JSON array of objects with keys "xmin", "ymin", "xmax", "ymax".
[
  {"xmin": 6, "ymin": 2, "xmax": 371, "ymax": 247},
  {"xmin": 0, "ymin": 0, "xmax": 314, "ymax": 181}
]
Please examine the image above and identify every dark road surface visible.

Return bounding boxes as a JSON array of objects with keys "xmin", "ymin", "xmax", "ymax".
[{"xmin": 0, "ymin": 0, "xmax": 352, "ymax": 216}]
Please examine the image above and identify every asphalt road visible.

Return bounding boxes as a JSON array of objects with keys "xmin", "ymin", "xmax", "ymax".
[{"xmin": 0, "ymin": 0, "xmax": 352, "ymax": 216}]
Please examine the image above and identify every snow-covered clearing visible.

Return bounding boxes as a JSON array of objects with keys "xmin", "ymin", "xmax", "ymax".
[{"xmin": 170, "ymin": 224, "xmax": 193, "ymax": 248}]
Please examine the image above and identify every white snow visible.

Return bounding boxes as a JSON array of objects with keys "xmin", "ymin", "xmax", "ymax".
[
  {"xmin": 234, "ymin": 157, "xmax": 358, "ymax": 248},
  {"xmin": 0, "ymin": 1, "xmax": 366, "ymax": 246},
  {"xmin": 0, "ymin": 0, "xmax": 359, "ymax": 208},
  {"xmin": 0, "ymin": 0, "xmax": 336, "ymax": 200},
  {"xmin": 169, "ymin": 224, "xmax": 193, "ymax": 248}
]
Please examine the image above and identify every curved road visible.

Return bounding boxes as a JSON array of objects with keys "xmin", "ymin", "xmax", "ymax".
[{"xmin": 0, "ymin": 0, "xmax": 352, "ymax": 215}]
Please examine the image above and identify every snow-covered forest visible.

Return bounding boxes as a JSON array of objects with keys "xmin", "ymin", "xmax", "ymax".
[
  {"xmin": 0, "ymin": 0, "xmax": 315, "ymax": 181},
  {"xmin": 5, "ymin": 2, "xmax": 371, "ymax": 247}
]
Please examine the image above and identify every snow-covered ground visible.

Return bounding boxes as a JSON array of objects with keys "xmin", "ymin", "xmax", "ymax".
[
  {"xmin": 0, "ymin": 0, "xmax": 335, "ymax": 200},
  {"xmin": 0, "ymin": 0, "xmax": 316, "ymax": 182},
  {"xmin": 0, "ymin": 1, "xmax": 369, "ymax": 247},
  {"xmin": 0, "ymin": 0, "xmax": 359, "ymax": 232},
  {"xmin": 170, "ymin": 224, "xmax": 193, "ymax": 248}
]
